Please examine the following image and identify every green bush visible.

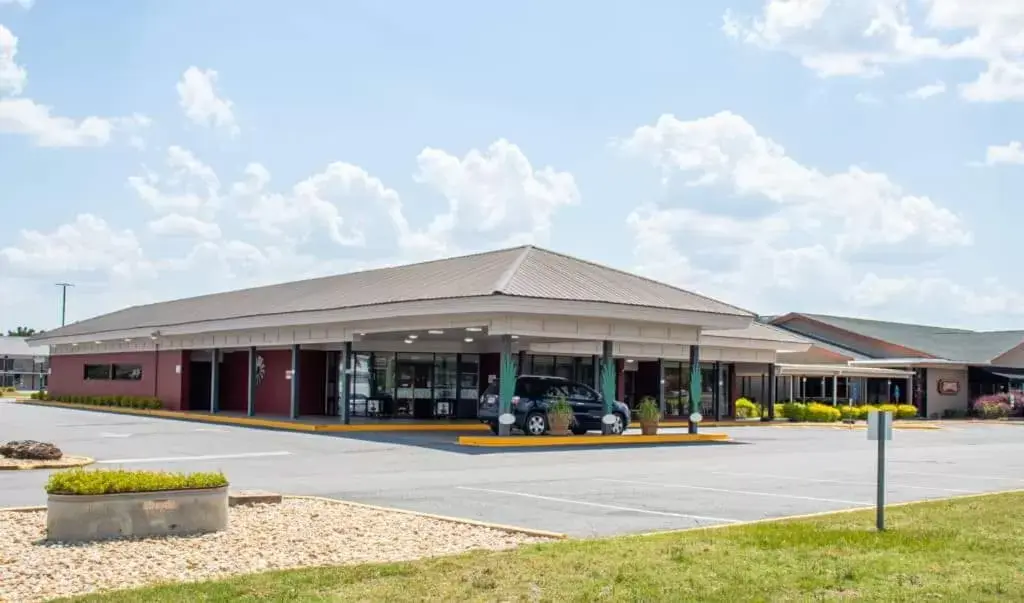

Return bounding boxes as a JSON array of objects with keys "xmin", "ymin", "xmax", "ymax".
[
  {"xmin": 48, "ymin": 394, "xmax": 161, "ymax": 410},
  {"xmin": 805, "ymin": 402, "xmax": 841, "ymax": 422},
  {"xmin": 839, "ymin": 405, "xmax": 857, "ymax": 421},
  {"xmin": 734, "ymin": 397, "xmax": 758, "ymax": 419},
  {"xmin": 895, "ymin": 404, "xmax": 918, "ymax": 419},
  {"xmin": 780, "ymin": 402, "xmax": 808, "ymax": 421},
  {"xmin": 45, "ymin": 468, "xmax": 228, "ymax": 495},
  {"xmin": 636, "ymin": 397, "xmax": 661, "ymax": 423},
  {"xmin": 878, "ymin": 404, "xmax": 899, "ymax": 415}
]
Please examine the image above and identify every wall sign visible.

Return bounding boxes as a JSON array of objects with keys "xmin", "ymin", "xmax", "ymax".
[{"xmin": 937, "ymin": 379, "xmax": 960, "ymax": 395}]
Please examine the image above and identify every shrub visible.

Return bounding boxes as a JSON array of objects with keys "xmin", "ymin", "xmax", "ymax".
[
  {"xmin": 45, "ymin": 468, "xmax": 228, "ymax": 496},
  {"xmin": 734, "ymin": 397, "xmax": 758, "ymax": 419},
  {"xmin": 839, "ymin": 405, "xmax": 857, "ymax": 420},
  {"xmin": 878, "ymin": 404, "xmax": 899, "ymax": 415},
  {"xmin": 974, "ymin": 396, "xmax": 1011, "ymax": 420},
  {"xmin": 852, "ymin": 404, "xmax": 878, "ymax": 421},
  {"xmin": 46, "ymin": 394, "xmax": 162, "ymax": 410},
  {"xmin": 895, "ymin": 404, "xmax": 918, "ymax": 419},
  {"xmin": 780, "ymin": 402, "xmax": 807, "ymax": 422},
  {"xmin": 805, "ymin": 402, "xmax": 841, "ymax": 423},
  {"xmin": 636, "ymin": 397, "xmax": 661, "ymax": 423}
]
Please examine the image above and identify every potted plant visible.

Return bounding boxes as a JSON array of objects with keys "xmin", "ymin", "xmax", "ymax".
[
  {"xmin": 547, "ymin": 397, "xmax": 574, "ymax": 435},
  {"xmin": 45, "ymin": 468, "xmax": 229, "ymax": 542},
  {"xmin": 637, "ymin": 396, "xmax": 661, "ymax": 435}
]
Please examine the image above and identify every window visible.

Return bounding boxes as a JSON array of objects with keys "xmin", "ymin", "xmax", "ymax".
[
  {"xmin": 544, "ymin": 382, "xmax": 571, "ymax": 399},
  {"xmin": 568, "ymin": 383, "xmax": 599, "ymax": 401},
  {"xmin": 83, "ymin": 364, "xmax": 112, "ymax": 380},
  {"xmin": 112, "ymin": 364, "xmax": 143, "ymax": 381}
]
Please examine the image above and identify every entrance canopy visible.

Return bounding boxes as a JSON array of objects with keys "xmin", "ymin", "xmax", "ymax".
[{"xmin": 32, "ymin": 246, "xmax": 762, "ymax": 355}]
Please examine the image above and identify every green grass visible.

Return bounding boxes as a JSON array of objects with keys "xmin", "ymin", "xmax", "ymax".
[
  {"xmin": 63, "ymin": 492, "xmax": 1024, "ymax": 602},
  {"xmin": 46, "ymin": 468, "xmax": 227, "ymax": 495}
]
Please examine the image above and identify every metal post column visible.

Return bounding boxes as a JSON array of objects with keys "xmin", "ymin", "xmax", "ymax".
[
  {"xmin": 688, "ymin": 345, "xmax": 701, "ymax": 434},
  {"xmin": 289, "ymin": 344, "xmax": 300, "ymax": 419},
  {"xmin": 714, "ymin": 361, "xmax": 723, "ymax": 422},
  {"xmin": 210, "ymin": 348, "xmax": 220, "ymax": 413},
  {"xmin": 832, "ymin": 375, "xmax": 838, "ymax": 406},
  {"xmin": 789, "ymin": 375, "xmax": 794, "ymax": 402},
  {"xmin": 601, "ymin": 340, "xmax": 616, "ymax": 434},
  {"xmin": 498, "ymin": 335, "xmax": 515, "ymax": 436},
  {"xmin": 762, "ymin": 362, "xmax": 776, "ymax": 421},
  {"xmin": 341, "ymin": 341, "xmax": 352, "ymax": 425},
  {"xmin": 246, "ymin": 347, "xmax": 256, "ymax": 416},
  {"xmin": 657, "ymin": 358, "xmax": 666, "ymax": 415}
]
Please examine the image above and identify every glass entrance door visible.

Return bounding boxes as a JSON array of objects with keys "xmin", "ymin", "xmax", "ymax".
[{"xmin": 396, "ymin": 353, "xmax": 433, "ymax": 418}]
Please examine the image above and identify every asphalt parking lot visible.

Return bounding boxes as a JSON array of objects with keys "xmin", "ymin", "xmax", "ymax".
[{"xmin": 3, "ymin": 400, "xmax": 1023, "ymax": 537}]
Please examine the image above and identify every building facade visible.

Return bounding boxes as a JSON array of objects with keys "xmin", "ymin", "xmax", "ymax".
[{"xmin": 0, "ymin": 337, "xmax": 49, "ymax": 390}]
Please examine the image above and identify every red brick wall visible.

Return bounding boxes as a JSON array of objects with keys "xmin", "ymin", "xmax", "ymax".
[
  {"xmin": 219, "ymin": 351, "xmax": 249, "ymax": 413},
  {"xmin": 49, "ymin": 350, "xmax": 188, "ymax": 410},
  {"xmin": 300, "ymin": 350, "xmax": 326, "ymax": 415}
]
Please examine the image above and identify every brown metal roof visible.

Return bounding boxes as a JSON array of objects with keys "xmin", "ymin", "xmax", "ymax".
[{"xmin": 35, "ymin": 246, "xmax": 754, "ymax": 339}]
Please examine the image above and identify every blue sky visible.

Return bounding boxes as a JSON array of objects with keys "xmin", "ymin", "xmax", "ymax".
[{"xmin": 1, "ymin": 0, "xmax": 1022, "ymax": 332}]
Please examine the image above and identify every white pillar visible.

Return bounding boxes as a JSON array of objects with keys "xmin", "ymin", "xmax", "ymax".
[
  {"xmin": 789, "ymin": 375, "xmax": 794, "ymax": 402},
  {"xmin": 832, "ymin": 375, "xmax": 838, "ymax": 406}
]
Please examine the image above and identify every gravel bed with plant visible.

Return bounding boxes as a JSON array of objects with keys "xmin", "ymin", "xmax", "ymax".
[{"xmin": 0, "ymin": 498, "xmax": 551, "ymax": 603}]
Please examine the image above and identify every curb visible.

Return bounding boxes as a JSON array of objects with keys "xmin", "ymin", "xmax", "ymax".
[
  {"xmin": 0, "ymin": 456, "xmax": 95, "ymax": 471},
  {"xmin": 634, "ymin": 487, "xmax": 1024, "ymax": 538},
  {"xmin": 284, "ymin": 495, "xmax": 567, "ymax": 540},
  {"xmin": 457, "ymin": 432, "xmax": 730, "ymax": 447},
  {"xmin": 0, "ymin": 505, "xmax": 45, "ymax": 512}
]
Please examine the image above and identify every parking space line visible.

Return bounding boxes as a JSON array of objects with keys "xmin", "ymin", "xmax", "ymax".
[
  {"xmin": 98, "ymin": 451, "xmax": 292, "ymax": 464},
  {"xmin": 893, "ymin": 469, "xmax": 1024, "ymax": 483},
  {"xmin": 456, "ymin": 486, "xmax": 741, "ymax": 523},
  {"xmin": 597, "ymin": 478, "xmax": 870, "ymax": 506},
  {"xmin": 708, "ymin": 471, "xmax": 977, "ymax": 494}
]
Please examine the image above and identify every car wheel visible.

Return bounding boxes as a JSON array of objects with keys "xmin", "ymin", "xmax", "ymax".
[
  {"xmin": 524, "ymin": 412, "xmax": 548, "ymax": 436},
  {"xmin": 571, "ymin": 425, "xmax": 588, "ymax": 435},
  {"xmin": 488, "ymin": 421, "xmax": 499, "ymax": 435},
  {"xmin": 609, "ymin": 412, "xmax": 626, "ymax": 435}
]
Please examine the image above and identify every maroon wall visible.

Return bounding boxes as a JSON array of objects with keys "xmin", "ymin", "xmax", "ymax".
[
  {"xmin": 215, "ymin": 349, "xmax": 327, "ymax": 416},
  {"xmin": 480, "ymin": 353, "xmax": 499, "ymax": 387},
  {"xmin": 299, "ymin": 350, "xmax": 326, "ymax": 416},
  {"xmin": 219, "ymin": 351, "xmax": 249, "ymax": 413},
  {"xmin": 49, "ymin": 350, "xmax": 188, "ymax": 410},
  {"xmin": 635, "ymin": 361, "xmax": 659, "ymax": 401}
]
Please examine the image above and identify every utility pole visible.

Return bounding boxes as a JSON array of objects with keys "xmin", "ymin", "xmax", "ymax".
[{"xmin": 55, "ymin": 282, "xmax": 74, "ymax": 326}]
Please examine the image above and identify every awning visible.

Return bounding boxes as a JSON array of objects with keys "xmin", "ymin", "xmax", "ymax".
[
  {"xmin": 770, "ymin": 363, "xmax": 914, "ymax": 378},
  {"xmin": 982, "ymin": 368, "xmax": 1024, "ymax": 381}
]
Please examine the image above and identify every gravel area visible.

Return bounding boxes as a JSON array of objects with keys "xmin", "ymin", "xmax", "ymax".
[
  {"xmin": 0, "ymin": 455, "xmax": 93, "ymax": 471},
  {"xmin": 0, "ymin": 498, "xmax": 552, "ymax": 602}
]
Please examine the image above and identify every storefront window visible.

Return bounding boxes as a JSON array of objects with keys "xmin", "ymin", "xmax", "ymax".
[
  {"xmin": 459, "ymin": 354, "xmax": 480, "ymax": 418},
  {"xmin": 576, "ymin": 357, "xmax": 595, "ymax": 388},
  {"xmin": 554, "ymin": 356, "xmax": 574, "ymax": 380},
  {"xmin": 532, "ymin": 355, "xmax": 554, "ymax": 376},
  {"xmin": 433, "ymin": 354, "xmax": 457, "ymax": 417}
]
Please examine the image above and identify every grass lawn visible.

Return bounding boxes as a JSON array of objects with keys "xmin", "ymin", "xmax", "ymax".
[{"xmin": 65, "ymin": 492, "xmax": 1024, "ymax": 602}]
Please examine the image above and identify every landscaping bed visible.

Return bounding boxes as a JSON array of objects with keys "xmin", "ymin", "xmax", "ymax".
[
  {"xmin": 0, "ymin": 498, "xmax": 550, "ymax": 602},
  {"xmin": 62, "ymin": 491, "xmax": 1024, "ymax": 602}
]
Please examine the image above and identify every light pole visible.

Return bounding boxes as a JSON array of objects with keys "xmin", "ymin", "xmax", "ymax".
[{"xmin": 55, "ymin": 282, "xmax": 74, "ymax": 326}]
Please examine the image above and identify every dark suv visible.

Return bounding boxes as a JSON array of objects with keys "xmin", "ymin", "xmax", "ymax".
[{"xmin": 478, "ymin": 374, "xmax": 630, "ymax": 436}]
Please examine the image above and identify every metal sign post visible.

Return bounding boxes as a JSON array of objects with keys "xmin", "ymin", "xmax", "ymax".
[{"xmin": 867, "ymin": 410, "xmax": 893, "ymax": 531}]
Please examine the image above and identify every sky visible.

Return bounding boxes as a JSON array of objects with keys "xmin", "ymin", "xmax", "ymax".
[{"xmin": 1, "ymin": 0, "xmax": 1023, "ymax": 333}]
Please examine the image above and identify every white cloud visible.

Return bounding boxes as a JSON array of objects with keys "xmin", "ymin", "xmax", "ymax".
[
  {"xmin": 128, "ymin": 145, "xmax": 221, "ymax": 216},
  {"xmin": 984, "ymin": 141, "xmax": 1024, "ymax": 165},
  {"xmin": 618, "ymin": 110, "xmax": 982, "ymax": 317},
  {"xmin": 906, "ymin": 80, "xmax": 947, "ymax": 99},
  {"xmin": 0, "ymin": 214, "xmax": 155, "ymax": 280},
  {"xmin": 148, "ymin": 214, "xmax": 222, "ymax": 239},
  {"xmin": 0, "ymin": 0, "xmax": 35, "ymax": 8},
  {"xmin": 724, "ymin": 1, "xmax": 1024, "ymax": 103},
  {"xmin": 413, "ymin": 138, "xmax": 580, "ymax": 250},
  {"xmin": 0, "ymin": 24, "xmax": 26, "ymax": 94},
  {"xmin": 176, "ymin": 66, "xmax": 238, "ymax": 135}
]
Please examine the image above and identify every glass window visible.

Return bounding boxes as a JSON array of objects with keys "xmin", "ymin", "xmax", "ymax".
[
  {"xmin": 544, "ymin": 382, "xmax": 570, "ymax": 399},
  {"xmin": 434, "ymin": 354, "xmax": 457, "ymax": 400},
  {"xmin": 459, "ymin": 354, "xmax": 479, "ymax": 401},
  {"xmin": 112, "ymin": 364, "xmax": 143, "ymax": 381},
  {"xmin": 531, "ymin": 355, "xmax": 554, "ymax": 376},
  {"xmin": 576, "ymin": 357, "xmax": 595, "ymax": 387},
  {"xmin": 371, "ymin": 353, "xmax": 395, "ymax": 398},
  {"xmin": 83, "ymin": 364, "xmax": 112, "ymax": 380},
  {"xmin": 568, "ymin": 383, "xmax": 598, "ymax": 401},
  {"xmin": 554, "ymin": 356, "xmax": 574, "ymax": 380}
]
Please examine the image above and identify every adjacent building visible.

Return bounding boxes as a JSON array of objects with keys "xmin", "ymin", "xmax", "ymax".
[{"xmin": 0, "ymin": 337, "xmax": 49, "ymax": 391}]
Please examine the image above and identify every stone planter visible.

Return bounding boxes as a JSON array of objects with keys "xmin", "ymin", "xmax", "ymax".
[
  {"xmin": 640, "ymin": 419, "xmax": 659, "ymax": 435},
  {"xmin": 548, "ymin": 414, "xmax": 572, "ymax": 435},
  {"xmin": 47, "ymin": 486, "xmax": 228, "ymax": 542}
]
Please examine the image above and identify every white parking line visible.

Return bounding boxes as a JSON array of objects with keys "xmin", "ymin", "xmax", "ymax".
[
  {"xmin": 708, "ymin": 471, "xmax": 977, "ymax": 494},
  {"xmin": 456, "ymin": 486, "xmax": 740, "ymax": 523},
  {"xmin": 98, "ymin": 451, "xmax": 292, "ymax": 464},
  {"xmin": 597, "ymin": 478, "xmax": 870, "ymax": 506},
  {"xmin": 893, "ymin": 469, "xmax": 1024, "ymax": 483}
]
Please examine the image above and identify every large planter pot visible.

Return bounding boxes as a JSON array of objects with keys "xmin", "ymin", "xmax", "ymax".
[
  {"xmin": 548, "ymin": 415, "xmax": 572, "ymax": 436},
  {"xmin": 640, "ymin": 419, "xmax": 659, "ymax": 435},
  {"xmin": 46, "ymin": 486, "xmax": 228, "ymax": 542}
]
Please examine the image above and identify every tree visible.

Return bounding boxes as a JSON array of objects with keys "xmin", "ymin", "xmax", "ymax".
[{"xmin": 6, "ymin": 327, "xmax": 38, "ymax": 337}]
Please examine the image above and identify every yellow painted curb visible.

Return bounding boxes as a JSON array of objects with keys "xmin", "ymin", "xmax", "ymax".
[
  {"xmin": 0, "ymin": 455, "xmax": 94, "ymax": 471},
  {"xmin": 635, "ymin": 487, "xmax": 1024, "ymax": 538},
  {"xmin": 285, "ymin": 495, "xmax": 567, "ymax": 540},
  {"xmin": 457, "ymin": 432, "xmax": 730, "ymax": 447}
]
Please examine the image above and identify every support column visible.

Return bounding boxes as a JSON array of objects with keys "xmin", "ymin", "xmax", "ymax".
[
  {"xmin": 498, "ymin": 335, "xmax": 515, "ymax": 436},
  {"xmin": 341, "ymin": 341, "xmax": 352, "ymax": 425},
  {"xmin": 832, "ymin": 375, "xmax": 838, "ymax": 406},
  {"xmin": 246, "ymin": 347, "xmax": 257, "ymax": 417},
  {"xmin": 906, "ymin": 376, "xmax": 912, "ymax": 406},
  {"xmin": 657, "ymin": 358, "xmax": 666, "ymax": 415},
  {"xmin": 762, "ymin": 362, "xmax": 776, "ymax": 422},
  {"xmin": 789, "ymin": 375, "xmax": 794, "ymax": 402},
  {"xmin": 714, "ymin": 361, "xmax": 723, "ymax": 422},
  {"xmin": 289, "ymin": 344, "xmax": 300, "ymax": 419},
  {"xmin": 601, "ymin": 340, "xmax": 616, "ymax": 434},
  {"xmin": 688, "ymin": 345, "xmax": 701, "ymax": 434},
  {"xmin": 210, "ymin": 348, "xmax": 220, "ymax": 413}
]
